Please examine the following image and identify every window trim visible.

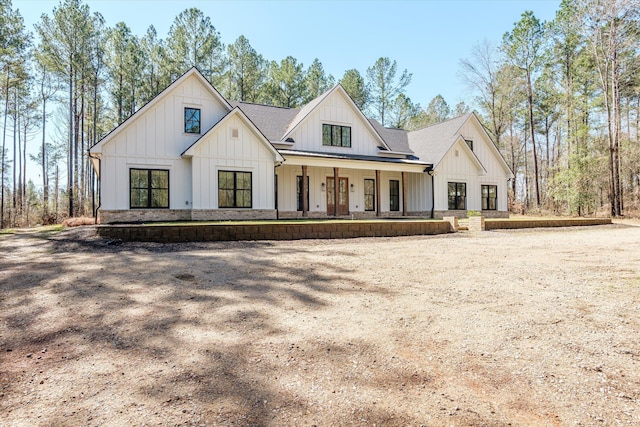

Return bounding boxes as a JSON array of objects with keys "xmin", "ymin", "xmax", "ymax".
[
  {"xmin": 364, "ymin": 178, "xmax": 376, "ymax": 212},
  {"xmin": 389, "ymin": 179, "xmax": 400, "ymax": 212},
  {"xmin": 322, "ymin": 123, "xmax": 352, "ymax": 147},
  {"xmin": 129, "ymin": 168, "xmax": 170, "ymax": 209},
  {"xmin": 184, "ymin": 107, "xmax": 201, "ymax": 134},
  {"xmin": 218, "ymin": 170, "xmax": 253, "ymax": 209},
  {"xmin": 448, "ymin": 182, "xmax": 466, "ymax": 210},
  {"xmin": 481, "ymin": 184, "xmax": 497, "ymax": 211}
]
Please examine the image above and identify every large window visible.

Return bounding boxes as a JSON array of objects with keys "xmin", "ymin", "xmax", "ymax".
[
  {"xmin": 448, "ymin": 182, "xmax": 466, "ymax": 210},
  {"xmin": 184, "ymin": 107, "xmax": 201, "ymax": 134},
  {"xmin": 482, "ymin": 185, "xmax": 497, "ymax": 210},
  {"xmin": 389, "ymin": 180, "xmax": 399, "ymax": 212},
  {"xmin": 219, "ymin": 171, "xmax": 252, "ymax": 208},
  {"xmin": 322, "ymin": 124, "xmax": 351, "ymax": 147},
  {"xmin": 130, "ymin": 169, "xmax": 169, "ymax": 209},
  {"xmin": 296, "ymin": 176, "xmax": 309, "ymax": 211},
  {"xmin": 364, "ymin": 178, "xmax": 375, "ymax": 211}
]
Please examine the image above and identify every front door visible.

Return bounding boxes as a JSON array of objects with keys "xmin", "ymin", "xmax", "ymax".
[{"xmin": 326, "ymin": 177, "xmax": 349, "ymax": 216}]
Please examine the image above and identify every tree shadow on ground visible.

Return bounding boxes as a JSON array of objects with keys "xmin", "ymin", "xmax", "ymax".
[{"xmin": 0, "ymin": 227, "xmax": 414, "ymax": 425}]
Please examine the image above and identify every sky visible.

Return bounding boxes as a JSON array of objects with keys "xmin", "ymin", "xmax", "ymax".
[{"xmin": 14, "ymin": 0, "xmax": 561, "ymax": 186}]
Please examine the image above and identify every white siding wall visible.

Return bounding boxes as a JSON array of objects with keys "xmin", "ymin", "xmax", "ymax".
[
  {"xmin": 289, "ymin": 90, "xmax": 382, "ymax": 156},
  {"xmin": 191, "ymin": 115, "xmax": 276, "ymax": 209},
  {"xmin": 100, "ymin": 74, "xmax": 229, "ymax": 210},
  {"xmin": 406, "ymin": 173, "xmax": 433, "ymax": 212},
  {"xmin": 457, "ymin": 120, "xmax": 510, "ymax": 211},
  {"xmin": 277, "ymin": 165, "xmax": 410, "ymax": 213},
  {"xmin": 434, "ymin": 140, "xmax": 482, "ymax": 211}
]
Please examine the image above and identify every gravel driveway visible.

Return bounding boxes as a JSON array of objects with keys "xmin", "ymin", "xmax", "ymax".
[{"xmin": 1, "ymin": 223, "xmax": 639, "ymax": 426}]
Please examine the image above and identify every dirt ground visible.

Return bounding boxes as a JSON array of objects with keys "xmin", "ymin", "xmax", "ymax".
[{"xmin": 1, "ymin": 222, "xmax": 639, "ymax": 426}]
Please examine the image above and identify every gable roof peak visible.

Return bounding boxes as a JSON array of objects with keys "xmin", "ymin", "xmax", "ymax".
[{"xmin": 90, "ymin": 66, "xmax": 232, "ymax": 153}]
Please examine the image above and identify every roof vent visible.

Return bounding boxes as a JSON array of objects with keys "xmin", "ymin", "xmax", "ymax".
[{"xmin": 231, "ymin": 128, "xmax": 239, "ymax": 138}]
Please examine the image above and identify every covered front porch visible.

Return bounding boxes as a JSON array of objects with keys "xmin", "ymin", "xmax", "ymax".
[{"xmin": 276, "ymin": 150, "xmax": 432, "ymax": 219}]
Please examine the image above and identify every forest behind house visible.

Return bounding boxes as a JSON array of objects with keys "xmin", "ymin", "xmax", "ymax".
[{"xmin": 1, "ymin": 0, "xmax": 639, "ymax": 228}]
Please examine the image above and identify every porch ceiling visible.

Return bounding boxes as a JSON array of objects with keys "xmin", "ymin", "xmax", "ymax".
[{"xmin": 280, "ymin": 150, "xmax": 431, "ymax": 173}]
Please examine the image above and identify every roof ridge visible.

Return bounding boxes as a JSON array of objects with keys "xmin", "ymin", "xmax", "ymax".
[
  {"xmin": 409, "ymin": 112, "xmax": 472, "ymax": 133},
  {"xmin": 231, "ymin": 100, "xmax": 298, "ymax": 111}
]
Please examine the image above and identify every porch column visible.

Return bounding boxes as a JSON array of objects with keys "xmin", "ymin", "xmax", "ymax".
[
  {"xmin": 302, "ymin": 165, "xmax": 308, "ymax": 217},
  {"xmin": 375, "ymin": 169, "xmax": 381, "ymax": 217},
  {"xmin": 402, "ymin": 171, "xmax": 407, "ymax": 216},
  {"xmin": 333, "ymin": 167, "xmax": 339, "ymax": 216}
]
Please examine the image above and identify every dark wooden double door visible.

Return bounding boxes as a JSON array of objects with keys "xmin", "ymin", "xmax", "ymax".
[{"xmin": 326, "ymin": 177, "xmax": 348, "ymax": 216}]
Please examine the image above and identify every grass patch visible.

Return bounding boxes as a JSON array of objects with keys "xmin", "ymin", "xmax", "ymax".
[{"xmin": 38, "ymin": 224, "xmax": 65, "ymax": 235}]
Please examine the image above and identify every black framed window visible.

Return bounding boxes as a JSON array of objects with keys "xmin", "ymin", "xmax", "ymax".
[
  {"xmin": 130, "ymin": 169, "xmax": 169, "ymax": 208},
  {"xmin": 184, "ymin": 107, "xmax": 201, "ymax": 134},
  {"xmin": 389, "ymin": 180, "xmax": 399, "ymax": 212},
  {"xmin": 219, "ymin": 171, "xmax": 252, "ymax": 208},
  {"xmin": 448, "ymin": 182, "xmax": 466, "ymax": 210},
  {"xmin": 296, "ymin": 176, "xmax": 310, "ymax": 211},
  {"xmin": 322, "ymin": 124, "xmax": 351, "ymax": 147},
  {"xmin": 465, "ymin": 139, "xmax": 473, "ymax": 151},
  {"xmin": 482, "ymin": 185, "xmax": 497, "ymax": 210},
  {"xmin": 364, "ymin": 178, "xmax": 375, "ymax": 211}
]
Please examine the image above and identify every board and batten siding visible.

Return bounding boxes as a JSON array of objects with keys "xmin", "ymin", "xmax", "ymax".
[
  {"xmin": 191, "ymin": 115, "xmax": 276, "ymax": 210},
  {"xmin": 434, "ymin": 138, "xmax": 509, "ymax": 212},
  {"xmin": 99, "ymin": 74, "xmax": 230, "ymax": 210},
  {"xmin": 406, "ymin": 173, "xmax": 433, "ymax": 213},
  {"xmin": 457, "ymin": 120, "xmax": 510, "ymax": 211},
  {"xmin": 277, "ymin": 165, "xmax": 410, "ymax": 213},
  {"xmin": 434, "ymin": 139, "xmax": 482, "ymax": 211},
  {"xmin": 289, "ymin": 90, "xmax": 382, "ymax": 156}
]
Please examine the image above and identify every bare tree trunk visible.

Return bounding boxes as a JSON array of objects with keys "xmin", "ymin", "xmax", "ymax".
[
  {"xmin": 73, "ymin": 71, "xmax": 80, "ymax": 217},
  {"xmin": 22, "ymin": 114, "xmax": 27, "ymax": 219},
  {"xmin": 526, "ymin": 71, "xmax": 540, "ymax": 207},
  {"xmin": 41, "ymin": 72, "xmax": 48, "ymax": 218},
  {"xmin": 17, "ymin": 105, "xmax": 22, "ymax": 219},
  {"xmin": 55, "ymin": 162, "xmax": 59, "ymax": 222},
  {"xmin": 524, "ymin": 128, "xmax": 529, "ymax": 208},
  {"xmin": 68, "ymin": 61, "xmax": 74, "ymax": 218},
  {"xmin": 80, "ymin": 87, "xmax": 85, "ymax": 215},
  {"xmin": 12, "ymin": 88, "xmax": 17, "ymax": 213},
  {"xmin": 1, "ymin": 69, "xmax": 9, "ymax": 229},
  {"xmin": 509, "ymin": 124, "xmax": 516, "ymax": 197}
]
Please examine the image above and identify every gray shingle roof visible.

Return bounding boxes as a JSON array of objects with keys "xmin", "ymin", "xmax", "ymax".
[
  {"xmin": 283, "ymin": 87, "xmax": 334, "ymax": 136},
  {"xmin": 229, "ymin": 101, "xmax": 299, "ymax": 141},
  {"xmin": 367, "ymin": 119, "xmax": 412, "ymax": 154},
  {"xmin": 231, "ymin": 99, "xmax": 472, "ymax": 167},
  {"xmin": 407, "ymin": 113, "xmax": 472, "ymax": 165}
]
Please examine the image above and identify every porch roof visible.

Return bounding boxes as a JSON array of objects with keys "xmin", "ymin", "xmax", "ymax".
[{"xmin": 279, "ymin": 149, "xmax": 431, "ymax": 173}]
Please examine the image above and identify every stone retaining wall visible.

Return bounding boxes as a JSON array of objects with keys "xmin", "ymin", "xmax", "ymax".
[
  {"xmin": 433, "ymin": 210, "xmax": 510, "ymax": 219},
  {"xmin": 99, "ymin": 209, "xmax": 277, "ymax": 223},
  {"xmin": 96, "ymin": 220, "xmax": 452, "ymax": 243},
  {"xmin": 484, "ymin": 218, "xmax": 611, "ymax": 230}
]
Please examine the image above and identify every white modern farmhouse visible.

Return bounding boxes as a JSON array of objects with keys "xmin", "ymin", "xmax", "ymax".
[{"xmin": 89, "ymin": 68, "xmax": 513, "ymax": 223}]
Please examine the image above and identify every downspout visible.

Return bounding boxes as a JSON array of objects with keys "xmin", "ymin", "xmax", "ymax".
[
  {"xmin": 88, "ymin": 152, "xmax": 101, "ymax": 224},
  {"xmin": 426, "ymin": 166, "xmax": 435, "ymax": 219},
  {"xmin": 274, "ymin": 162, "xmax": 283, "ymax": 220}
]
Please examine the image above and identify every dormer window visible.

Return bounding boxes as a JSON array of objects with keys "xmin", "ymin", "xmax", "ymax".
[
  {"xmin": 322, "ymin": 124, "xmax": 351, "ymax": 147},
  {"xmin": 184, "ymin": 107, "xmax": 201, "ymax": 134}
]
